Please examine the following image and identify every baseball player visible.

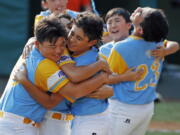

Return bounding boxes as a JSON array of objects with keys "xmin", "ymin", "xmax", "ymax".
[
  {"xmin": 107, "ymin": 7, "xmax": 175, "ymax": 135},
  {"xmin": 34, "ymin": 0, "xmax": 79, "ymax": 27},
  {"xmin": 99, "ymin": 7, "xmax": 179, "ymax": 60},
  {"xmin": 0, "ymin": 16, "xmax": 109, "ymax": 135},
  {"xmin": 67, "ymin": 12, "xmax": 143, "ymax": 135}
]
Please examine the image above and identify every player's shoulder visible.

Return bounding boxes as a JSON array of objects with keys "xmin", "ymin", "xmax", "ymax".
[
  {"xmin": 100, "ymin": 41, "xmax": 114, "ymax": 51},
  {"xmin": 113, "ymin": 36, "xmax": 136, "ymax": 50},
  {"xmin": 66, "ymin": 9, "xmax": 79, "ymax": 18},
  {"xmin": 38, "ymin": 59, "xmax": 58, "ymax": 69},
  {"xmin": 38, "ymin": 10, "xmax": 51, "ymax": 16}
]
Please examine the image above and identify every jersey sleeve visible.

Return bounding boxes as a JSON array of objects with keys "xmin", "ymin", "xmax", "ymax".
[
  {"xmin": 98, "ymin": 52, "xmax": 107, "ymax": 61},
  {"xmin": 108, "ymin": 48, "xmax": 128, "ymax": 74},
  {"xmin": 163, "ymin": 39, "xmax": 167, "ymax": 47},
  {"xmin": 57, "ymin": 49, "xmax": 75, "ymax": 67},
  {"xmin": 34, "ymin": 15, "xmax": 44, "ymax": 28},
  {"xmin": 35, "ymin": 59, "xmax": 69, "ymax": 93}
]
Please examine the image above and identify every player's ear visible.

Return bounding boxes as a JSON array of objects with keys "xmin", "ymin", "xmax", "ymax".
[
  {"xmin": 127, "ymin": 22, "xmax": 132, "ymax": 31},
  {"xmin": 88, "ymin": 40, "xmax": 97, "ymax": 47},
  {"xmin": 139, "ymin": 27, "xmax": 144, "ymax": 35},
  {"xmin": 138, "ymin": 26, "xmax": 144, "ymax": 35},
  {"xmin": 34, "ymin": 40, "xmax": 40, "ymax": 49}
]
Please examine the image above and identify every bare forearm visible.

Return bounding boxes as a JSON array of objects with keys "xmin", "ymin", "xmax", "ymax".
[
  {"xmin": 74, "ymin": 75, "xmax": 105, "ymax": 98},
  {"xmin": 165, "ymin": 41, "xmax": 180, "ymax": 56},
  {"xmin": 87, "ymin": 85, "xmax": 113, "ymax": 99},
  {"xmin": 108, "ymin": 73, "xmax": 125, "ymax": 84},
  {"xmin": 60, "ymin": 73, "xmax": 107, "ymax": 99},
  {"xmin": 21, "ymin": 79, "xmax": 63, "ymax": 109},
  {"xmin": 101, "ymin": 86, "xmax": 113, "ymax": 98},
  {"xmin": 61, "ymin": 62, "xmax": 102, "ymax": 83}
]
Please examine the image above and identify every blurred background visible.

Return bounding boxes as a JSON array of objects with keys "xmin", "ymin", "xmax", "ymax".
[{"xmin": 0, "ymin": 0, "xmax": 180, "ymax": 134}]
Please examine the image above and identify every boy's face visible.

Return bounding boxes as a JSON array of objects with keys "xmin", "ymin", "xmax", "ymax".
[
  {"xmin": 106, "ymin": 14, "xmax": 131, "ymax": 42},
  {"xmin": 36, "ymin": 37, "xmax": 66, "ymax": 62},
  {"xmin": 45, "ymin": 0, "xmax": 68, "ymax": 13},
  {"xmin": 68, "ymin": 25, "xmax": 94, "ymax": 55}
]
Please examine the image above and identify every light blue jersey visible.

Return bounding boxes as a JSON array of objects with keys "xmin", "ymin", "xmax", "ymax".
[
  {"xmin": 108, "ymin": 35, "xmax": 164, "ymax": 104},
  {"xmin": 66, "ymin": 9, "xmax": 79, "ymax": 19},
  {"xmin": 51, "ymin": 100, "xmax": 71, "ymax": 113},
  {"xmin": 34, "ymin": 9, "xmax": 79, "ymax": 27},
  {"xmin": 70, "ymin": 47, "xmax": 108, "ymax": 116},
  {"xmin": 99, "ymin": 41, "xmax": 114, "ymax": 60},
  {"xmin": 0, "ymin": 48, "xmax": 71, "ymax": 122},
  {"xmin": 39, "ymin": 9, "xmax": 79, "ymax": 18},
  {"xmin": 39, "ymin": 10, "xmax": 51, "ymax": 16}
]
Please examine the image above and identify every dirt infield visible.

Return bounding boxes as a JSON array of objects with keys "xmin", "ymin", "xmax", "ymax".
[{"xmin": 149, "ymin": 121, "xmax": 180, "ymax": 130}]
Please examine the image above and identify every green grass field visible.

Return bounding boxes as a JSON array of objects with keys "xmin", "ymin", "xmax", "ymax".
[
  {"xmin": 145, "ymin": 101, "xmax": 180, "ymax": 135},
  {"xmin": 152, "ymin": 101, "xmax": 180, "ymax": 122},
  {"xmin": 146, "ymin": 132, "xmax": 180, "ymax": 135}
]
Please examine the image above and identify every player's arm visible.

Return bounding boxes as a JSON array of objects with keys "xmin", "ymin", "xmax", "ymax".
[
  {"xmin": 61, "ymin": 59, "xmax": 111, "ymax": 83},
  {"xmin": 86, "ymin": 68, "xmax": 144, "ymax": 99},
  {"xmin": 14, "ymin": 66, "xmax": 64, "ymax": 109},
  {"xmin": 14, "ymin": 64, "xmax": 107, "ymax": 109},
  {"xmin": 107, "ymin": 68, "xmax": 144, "ymax": 84},
  {"xmin": 21, "ymin": 37, "xmax": 36, "ymax": 59},
  {"xmin": 57, "ymin": 72, "xmax": 107, "ymax": 100},
  {"xmin": 21, "ymin": 79, "xmax": 64, "ymax": 110},
  {"xmin": 86, "ymin": 85, "xmax": 113, "ymax": 99},
  {"xmin": 151, "ymin": 40, "xmax": 180, "ymax": 59}
]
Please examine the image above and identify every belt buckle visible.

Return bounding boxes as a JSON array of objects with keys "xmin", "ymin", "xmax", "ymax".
[
  {"xmin": 23, "ymin": 118, "xmax": 32, "ymax": 124},
  {"xmin": 52, "ymin": 113, "xmax": 62, "ymax": 120},
  {"xmin": 66, "ymin": 114, "xmax": 74, "ymax": 120},
  {"xmin": 0, "ymin": 111, "xmax": 3, "ymax": 117}
]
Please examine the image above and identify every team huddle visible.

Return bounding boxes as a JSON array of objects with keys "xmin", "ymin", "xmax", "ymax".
[{"xmin": 0, "ymin": 0, "xmax": 179, "ymax": 135}]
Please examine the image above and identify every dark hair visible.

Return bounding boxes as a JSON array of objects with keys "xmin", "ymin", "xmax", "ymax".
[
  {"xmin": 34, "ymin": 16, "xmax": 67, "ymax": 44},
  {"xmin": 140, "ymin": 8, "xmax": 169, "ymax": 42},
  {"xmin": 57, "ymin": 13, "xmax": 72, "ymax": 21},
  {"xmin": 105, "ymin": 8, "xmax": 131, "ymax": 23},
  {"xmin": 74, "ymin": 12, "xmax": 104, "ymax": 41},
  {"xmin": 56, "ymin": 13, "xmax": 73, "ymax": 30}
]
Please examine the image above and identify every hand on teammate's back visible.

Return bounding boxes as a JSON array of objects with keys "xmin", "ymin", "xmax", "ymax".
[
  {"xmin": 13, "ymin": 63, "xmax": 27, "ymax": 84},
  {"xmin": 97, "ymin": 59, "xmax": 112, "ymax": 74},
  {"xmin": 151, "ymin": 46, "xmax": 166, "ymax": 59}
]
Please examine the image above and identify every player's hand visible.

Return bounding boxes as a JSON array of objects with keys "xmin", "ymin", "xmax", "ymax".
[
  {"xmin": 151, "ymin": 46, "xmax": 166, "ymax": 59},
  {"xmin": 86, "ymin": 85, "xmax": 113, "ymax": 99},
  {"xmin": 122, "ymin": 67, "xmax": 144, "ymax": 82},
  {"xmin": 97, "ymin": 59, "xmax": 112, "ymax": 74},
  {"xmin": 13, "ymin": 63, "xmax": 28, "ymax": 84},
  {"xmin": 99, "ymin": 71, "xmax": 109, "ymax": 84},
  {"xmin": 22, "ymin": 37, "xmax": 35, "ymax": 59}
]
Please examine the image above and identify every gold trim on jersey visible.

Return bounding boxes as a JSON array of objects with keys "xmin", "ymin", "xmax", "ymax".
[
  {"xmin": 99, "ymin": 53, "xmax": 107, "ymax": 61},
  {"xmin": 129, "ymin": 35, "xmax": 143, "ymax": 40},
  {"xmin": 108, "ymin": 49, "xmax": 128, "ymax": 74}
]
